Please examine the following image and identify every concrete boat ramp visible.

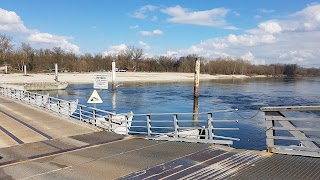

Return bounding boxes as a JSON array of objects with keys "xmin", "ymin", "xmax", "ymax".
[{"xmin": 0, "ymin": 97, "xmax": 319, "ymax": 179}]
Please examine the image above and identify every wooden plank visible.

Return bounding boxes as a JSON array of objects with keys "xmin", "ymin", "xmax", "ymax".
[{"xmin": 261, "ymin": 106, "xmax": 320, "ymax": 112}]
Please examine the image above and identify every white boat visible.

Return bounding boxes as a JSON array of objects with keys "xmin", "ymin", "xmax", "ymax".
[
  {"xmin": 47, "ymin": 99, "xmax": 79, "ymax": 116},
  {"xmin": 94, "ymin": 112, "xmax": 133, "ymax": 135}
]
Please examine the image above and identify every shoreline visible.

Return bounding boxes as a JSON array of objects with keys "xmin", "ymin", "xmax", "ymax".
[{"xmin": 0, "ymin": 72, "xmax": 266, "ymax": 85}]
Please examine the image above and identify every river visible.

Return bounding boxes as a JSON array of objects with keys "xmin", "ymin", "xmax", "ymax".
[{"xmin": 41, "ymin": 77, "xmax": 320, "ymax": 150}]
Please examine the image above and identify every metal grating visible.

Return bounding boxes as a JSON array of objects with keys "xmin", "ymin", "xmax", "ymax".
[{"xmin": 229, "ymin": 154, "xmax": 320, "ymax": 180}]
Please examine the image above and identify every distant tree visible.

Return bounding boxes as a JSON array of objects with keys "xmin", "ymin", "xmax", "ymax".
[
  {"xmin": 284, "ymin": 64, "xmax": 298, "ymax": 76},
  {"xmin": 0, "ymin": 34, "xmax": 13, "ymax": 65}
]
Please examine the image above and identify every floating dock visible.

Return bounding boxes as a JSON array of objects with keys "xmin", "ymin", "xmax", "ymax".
[{"xmin": 0, "ymin": 96, "xmax": 319, "ymax": 179}]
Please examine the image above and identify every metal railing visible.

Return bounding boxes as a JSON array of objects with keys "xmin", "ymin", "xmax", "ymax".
[
  {"xmin": 0, "ymin": 86, "xmax": 240, "ymax": 145},
  {"xmin": 261, "ymin": 106, "xmax": 320, "ymax": 157},
  {"xmin": 130, "ymin": 111, "xmax": 239, "ymax": 145}
]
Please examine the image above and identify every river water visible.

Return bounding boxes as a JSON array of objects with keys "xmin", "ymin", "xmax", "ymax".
[{"xmin": 42, "ymin": 77, "xmax": 320, "ymax": 150}]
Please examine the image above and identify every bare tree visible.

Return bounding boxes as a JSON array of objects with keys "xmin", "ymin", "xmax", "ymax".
[{"xmin": 0, "ymin": 34, "xmax": 13, "ymax": 65}]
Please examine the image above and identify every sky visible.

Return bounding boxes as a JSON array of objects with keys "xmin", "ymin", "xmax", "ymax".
[{"xmin": 0, "ymin": 0, "xmax": 320, "ymax": 67}]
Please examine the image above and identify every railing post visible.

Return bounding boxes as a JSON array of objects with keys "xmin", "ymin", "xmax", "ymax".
[
  {"xmin": 68, "ymin": 102, "xmax": 71, "ymax": 116},
  {"xmin": 93, "ymin": 109, "xmax": 96, "ymax": 126},
  {"xmin": 79, "ymin": 106, "xmax": 83, "ymax": 121},
  {"xmin": 265, "ymin": 111, "xmax": 275, "ymax": 152},
  {"xmin": 208, "ymin": 113, "xmax": 214, "ymax": 140},
  {"xmin": 48, "ymin": 97, "xmax": 51, "ymax": 110},
  {"xmin": 58, "ymin": 100, "xmax": 61, "ymax": 114},
  {"xmin": 28, "ymin": 92, "xmax": 30, "ymax": 104},
  {"xmin": 125, "ymin": 115, "xmax": 128, "ymax": 135},
  {"xmin": 147, "ymin": 115, "xmax": 151, "ymax": 137},
  {"xmin": 108, "ymin": 114, "xmax": 112, "ymax": 132},
  {"xmin": 173, "ymin": 114, "xmax": 179, "ymax": 138}
]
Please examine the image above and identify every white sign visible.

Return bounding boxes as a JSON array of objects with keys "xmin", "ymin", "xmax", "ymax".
[
  {"xmin": 87, "ymin": 90, "xmax": 103, "ymax": 104},
  {"xmin": 94, "ymin": 75, "xmax": 108, "ymax": 89}
]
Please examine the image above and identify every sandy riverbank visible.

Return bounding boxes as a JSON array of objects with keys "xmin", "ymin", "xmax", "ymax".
[{"xmin": 0, "ymin": 72, "xmax": 261, "ymax": 84}]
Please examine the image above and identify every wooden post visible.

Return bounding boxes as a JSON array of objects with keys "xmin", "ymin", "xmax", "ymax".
[
  {"xmin": 24, "ymin": 65, "xmax": 27, "ymax": 76},
  {"xmin": 4, "ymin": 65, "xmax": 7, "ymax": 74},
  {"xmin": 55, "ymin": 63, "xmax": 58, "ymax": 82},
  {"xmin": 194, "ymin": 58, "xmax": 200, "ymax": 97},
  {"xmin": 112, "ymin": 61, "xmax": 116, "ymax": 90}
]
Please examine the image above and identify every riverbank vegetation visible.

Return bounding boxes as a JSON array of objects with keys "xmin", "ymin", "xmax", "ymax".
[{"xmin": 1, "ymin": 34, "xmax": 319, "ymax": 76}]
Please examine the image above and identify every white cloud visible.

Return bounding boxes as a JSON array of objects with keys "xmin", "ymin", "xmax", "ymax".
[
  {"xmin": 140, "ymin": 29, "xmax": 163, "ymax": 36},
  {"xmin": 0, "ymin": 8, "xmax": 28, "ymax": 32},
  {"xmin": 224, "ymin": 26, "xmax": 239, "ymax": 30},
  {"xmin": 129, "ymin": 25, "xmax": 139, "ymax": 29},
  {"xmin": 258, "ymin": 21, "xmax": 282, "ymax": 34},
  {"xmin": 132, "ymin": 5, "xmax": 158, "ymax": 19},
  {"xmin": 241, "ymin": 52, "xmax": 265, "ymax": 64},
  {"xmin": 0, "ymin": 8, "xmax": 80, "ymax": 53},
  {"xmin": 161, "ymin": 5, "xmax": 230, "ymax": 27},
  {"xmin": 28, "ymin": 32, "xmax": 80, "ymax": 53},
  {"xmin": 138, "ymin": 41, "xmax": 150, "ymax": 50},
  {"xmin": 151, "ymin": 16, "xmax": 158, "ymax": 21},
  {"xmin": 166, "ymin": 4, "xmax": 320, "ymax": 67},
  {"xmin": 257, "ymin": 8, "xmax": 275, "ymax": 13},
  {"xmin": 290, "ymin": 4, "xmax": 320, "ymax": 31},
  {"xmin": 103, "ymin": 44, "xmax": 128, "ymax": 56}
]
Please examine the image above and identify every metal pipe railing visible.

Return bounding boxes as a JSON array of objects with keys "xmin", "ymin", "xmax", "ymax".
[
  {"xmin": 261, "ymin": 106, "xmax": 320, "ymax": 157},
  {"xmin": 0, "ymin": 86, "xmax": 240, "ymax": 145}
]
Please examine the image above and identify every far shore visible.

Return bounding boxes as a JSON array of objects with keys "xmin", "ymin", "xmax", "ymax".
[{"xmin": 0, "ymin": 72, "xmax": 266, "ymax": 85}]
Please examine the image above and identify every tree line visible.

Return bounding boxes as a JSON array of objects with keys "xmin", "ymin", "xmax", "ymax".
[{"xmin": 1, "ymin": 34, "xmax": 319, "ymax": 76}]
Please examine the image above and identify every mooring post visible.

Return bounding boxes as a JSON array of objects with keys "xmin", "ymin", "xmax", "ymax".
[
  {"xmin": 194, "ymin": 58, "xmax": 200, "ymax": 97},
  {"xmin": 24, "ymin": 65, "xmax": 27, "ymax": 76},
  {"xmin": 112, "ymin": 61, "xmax": 116, "ymax": 90},
  {"xmin": 54, "ymin": 63, "xmax": 58, "ymax": 82}
]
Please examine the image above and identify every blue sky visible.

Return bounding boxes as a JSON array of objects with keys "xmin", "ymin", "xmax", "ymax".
[{"xmin": 0, "ymin": 0, "xmax": 320, "ymax": 67}]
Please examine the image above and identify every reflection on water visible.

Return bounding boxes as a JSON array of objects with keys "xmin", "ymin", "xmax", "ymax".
[
  {"xmin": 37, "ymin": 77, "xmax": 320, "ymax": 150},
  {"xmin": 112, "ymin": 90, "xmax": 116, "ymax": 111}
]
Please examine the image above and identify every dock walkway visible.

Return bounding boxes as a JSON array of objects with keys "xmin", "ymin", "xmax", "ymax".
[{"xmin": 0, "ymin": 96, "xmax": 319, "ymax": 179}]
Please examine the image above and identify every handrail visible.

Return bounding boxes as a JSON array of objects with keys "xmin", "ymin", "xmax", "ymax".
[
  {"xmin": 0, "ymin": 86, "xmax": 240, "ymax": 145},
  {"xmin": 261, "ymin": 106, "xmax": 320, "ymax": 157}
]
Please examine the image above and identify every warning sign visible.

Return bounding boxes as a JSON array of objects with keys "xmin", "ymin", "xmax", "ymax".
[
  {"xmin": 87, "ymin": 90, "xmax": 103, "ymax": 104},
  {"xmin": 94, "ymin": 75, "xmax": 108, "ymax": 89}
]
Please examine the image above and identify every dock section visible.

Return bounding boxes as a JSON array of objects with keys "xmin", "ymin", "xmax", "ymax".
[{"xmin": 0, "ymin": 95, "xmax": 319, "ymax": 179}]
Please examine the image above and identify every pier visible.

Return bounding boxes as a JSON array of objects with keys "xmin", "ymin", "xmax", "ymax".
[{"xmin": 0, "ymin": 88, "xmax": 319, "ymax": 179}]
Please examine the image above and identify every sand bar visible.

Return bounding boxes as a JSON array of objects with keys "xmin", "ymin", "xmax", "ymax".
[{"xmin": 0, "ymin": 72, "xmax": 254, "ymax": 85}]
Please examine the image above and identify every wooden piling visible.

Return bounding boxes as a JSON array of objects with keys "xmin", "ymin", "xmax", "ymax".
[
  {"xmin": 4, "ymin": 65, "xmax": 7, "ymax": 74},
  {"xmin": 112, "ymin": 61, "xmax": 116, "ymax": 90},
  {"xmin": 24, "ymin": 65, "xmax": 27, "ymax": 76},
  {"xmin": 55, "ymin": 63, "xmax": 58, "ymax": 82},
  {"xmin": 194, "ymin": 58, "xmax": 200, "ymax": 97}
]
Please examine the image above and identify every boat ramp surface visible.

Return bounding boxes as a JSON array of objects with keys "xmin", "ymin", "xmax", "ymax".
[{"xmin": 0, "ymin": 97, "xmax": 319, "ymax": 179}]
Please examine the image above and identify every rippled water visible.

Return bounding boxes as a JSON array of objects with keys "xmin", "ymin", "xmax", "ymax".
[{"xmin": 41, "ymin": 77, "xmax": 320, "ymax": 150}]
